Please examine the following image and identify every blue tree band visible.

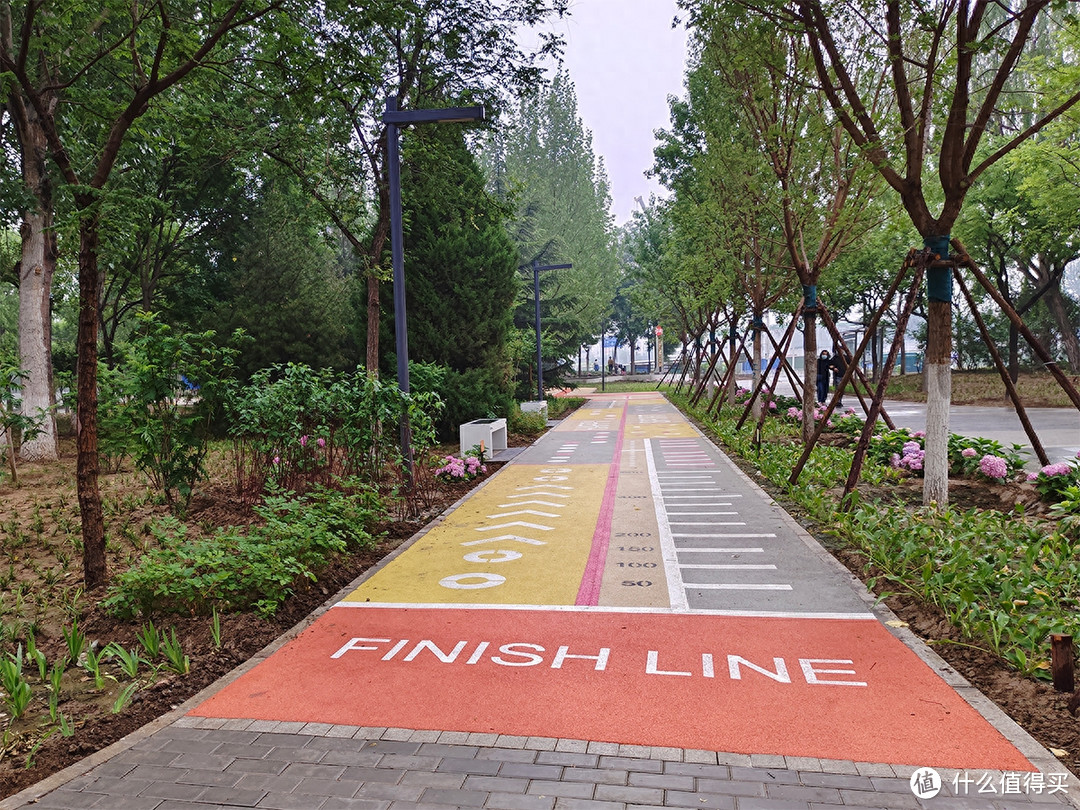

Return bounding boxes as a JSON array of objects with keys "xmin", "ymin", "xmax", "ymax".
[
  {"xmin": 802, "ymin": 284, "xmax": 817, "ymax": 310},
  {"xmin": 924, "ymin": 235, "xmax": 952, "ymax": 303}
]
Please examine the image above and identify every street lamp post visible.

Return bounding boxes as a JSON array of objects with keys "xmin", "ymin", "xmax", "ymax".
[
  {"xmin": 529, "ymin": 261, "xmax": 572, "ymax": 401},
  {"xmin": 384, "ymin": 96, "xmax": 484, "ymax": 476}
]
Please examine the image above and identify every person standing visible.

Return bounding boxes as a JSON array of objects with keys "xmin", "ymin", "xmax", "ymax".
[
  {"xmin": 829, "ymin": 348, "xmax": 847, "ymax": 407},
  {"xmin": 816, "ymin": 350, "xmax": 831, "ymax": 404}
]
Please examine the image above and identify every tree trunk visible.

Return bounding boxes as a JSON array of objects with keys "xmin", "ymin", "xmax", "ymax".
[
  {"xmin": 802, "ymin": 311, "xmax": 817, "ymax": 444},
  {"xmin": 923, "ymin": 297, "xmax": 951, "ymax": 506},
  {"xmin": 14, "ymin": 101, "xmax": 59, "ymax": 462},
  {"xmin": 1042, "ymin": 283, "xmax": 1080, "ymax": 373},
  {"xmin": 76, "ymin": 210, "xmax": 106, "ymax": 590},
  {"xmin": 752, "ymin": 326, "xmax": 762, "ymax": 421},
  {"xmin": 17, "ymin": 212, "xmax": 58, "ymax": 461},
  {"xmin": 1008, "ymin": 322, "xmax": 1020, "ymax": 382}
]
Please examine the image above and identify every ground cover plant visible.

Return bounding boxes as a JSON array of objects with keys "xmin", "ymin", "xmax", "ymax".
[{"xmin": 668, "ymin": 385, "xmax": 1080, "ymax": 776}]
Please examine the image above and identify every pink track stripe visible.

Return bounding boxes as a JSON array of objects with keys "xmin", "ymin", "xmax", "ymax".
[{"xmin": 575, "ymin": 403, "xmax": 629, "ymax": 605}]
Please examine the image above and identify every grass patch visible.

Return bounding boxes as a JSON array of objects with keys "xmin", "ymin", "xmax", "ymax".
[{"xmin": 886, "ymin": 370, "xmax": 1078, "ymax": 407}]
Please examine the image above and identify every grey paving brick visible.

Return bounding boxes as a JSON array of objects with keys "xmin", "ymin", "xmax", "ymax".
[
  {"xmin": 270, "ymin": 745, "xmax": 326, "ymax": 763},
  {"xmin": 137, "ymin": 780, "xmax": 208, "ymax": 800},
  {"xmin": 226, "ymin": 757, "xmax": 290, "ymax": 775},
  {"xmin": 649, "ymin": 747, "xmax": 683, "ymax": 762},
  {"xmin": 421, "ymin": 787, "xmax": 490, "ymax": 806},
  {"xmin": 618, "ymin": 746, "xmax": 651, "ymax": 759},
  {"xmin": 749, "ymin": 755, "xmax": 788, "ymax": 769},
  {"xmin": 436, "ymin": 756, "xmax": 502, "ymax": 776},
  {"xmin": 662, "ymin": 762, "xmax": 731, "ymax": 780},
  {"xmin": 593, "ymin": 784, "xmax": 663, "ymax": 804},
  {"xmin": 714, "ymin": 753, "xmax": 752, "ymax": 768},
  {"xmin": 254, "ymin": 732, "xmax": 317, "ymax": 748},
  {"xmin": 734, "ymin": 799, "xmax": 813, "ymax": 810},
  {"xmin": 152, "ymin": 802, "xmax": 231, "ymax": 810},
  {"xmin": 655, "ymin": 791, "xmax": 735, "ymax": 810},
  {"xmin": 497, "ymin": 735, "xmax": 530, "ymax": 749},
  {"xmin": 197, "ymin": 785, "xmax": 270, "ymax": 806},
  {"xmin": 526, "ymin": 780, "xmax": 596, "ymax": 800},
  {"xmin": 223, "ymin": 718, "xmax": 256, "ymax": 731},
  {"xmin": 113, "ymin": 749, "xmax": 183, "ymax": 767},
  {"xmin": 295, "ymin": 777, "xmax": 365, "ymax": 797},
  {"xmin": 281, "ymin": 762, "xmax": 349, "ymax": 779},
  {"xmin": 815, "ymin": 760, "xmax": 859, "ymax": 775},
  {"xmin": 418, "ymin": 743, "xmax": 481, "ymax": 759},
  {"xmin": 796, "ymin": 772, "xmax": 873, "ymax": 790},
  {"xmin": 478, "ymin": 749, "xmax": 539, "ymax": 765},
  {"xmin": 597, "ymin": 757, "xmax": 662, "ymax": 774},
  {"xmin": 172, "ymin": 751, "xmax": 235, "ymax": 771},
  {"xmin": 275, "ymin": 721, "xmax": 310, "ymax": 733},
  {"xmin": 301, "ymin": 722, "xmax": 337, "ymax": 735},
  {"xmin": 838, "ymin": 789, "xmax": 920, "ymax": 808},
  {"xmin": 320, "ymin": 749, "xmax": 384, "ymax": 767},
  {"xmin": 684, "ymin": 750, "xmax": 719, "ymax": 765},
  {"xmin": 853, "ymin": 763, "xmax": 896, "ymax": 778},
  {"xmin": 729, "ymin": 766, "xmax": 801, "ymax": 785},
  {"xmin": 87, "ymin": 760, "xmax": 138, "ymax": 778},
  {"xmin": 485, "ymin": 791, "xmax": 557, "ymax": 810},
  {"xmin": 626, "ymin": 772, "xmax": 694, "ymax": 791},
  {"xmin": 695, "ymin": 778, "xmax": 767, "ymax": 798},
  {"xmin": 328, "ymin": 725, "xmax": 363, "ymax": 738},
  {"xmin": 211, "ymin": 729, "xmax": 263, "ymax": 744},
  {"xmin": 764, "ymin": 784, "xmax": 842, "ymax": 803},
  {"xmin": 783, "ymin": 757, "xmax": 821, "ymax": 773},
  {"xmin": 342, "ymin": 766, "xmax": 406, "ymax": 784},
  {"xmin": 256, "ymin": 792, "xmax": 324, "ymax": 810},
  {"xmin": 389, "ymin": 802, "xmax": 461, "ymax": 810},
  {"xmin": 306, "ymin": 736, "xmax": 370, "ymax": 751},
  {"xmin": 233, "ymin": 773, "xmax": 306, "ymax": 793},
  {"xmin": 321, "ymin": 799, "xmax": 392, "ymax": 810},
  {"xmin": 356, "ymin": 782, "xmax": 425, "ymax": 802},
  {"xmin": 360, "ymin": 740, "xmax": 423, "ymax": 756},
  {"xmin": 177, "ymin": 767, "xmax": 246, "ymax": 787},
  {"xmin": 462, "ymin": 775, "xmax": 530, "ymax": 794},
  {"xmin": 127, "ymin": 763, "xmax": 188, "ymax": 782},
  {"xmin": 498, "ymin": 763, "xmax": 563, "ymax": 780},
  {"xmin": 437, "ymin": 731, "xmax": 472, "ymax": 745},
  {"xmin": 552, "ymin": 798, "xmax": 626, "ymax": 810},
  {"xmin": 560, "ymin": 767, "xmax": 628, "ymax": 786},
  {"xmin": 525, "ymin": 737, "xmax": 558, "ymax": 752},
  {"xmin": 30, "ymin": 790, "xmax": 105, "ymax": 809},
  {"xmin": 468, "ymin": 733, "xmax": 501, "ymax": 746},
  {"xmin": 163, "ymin": 737, "xmax": 217, "ymax": 754},
  {"xmin": 536, "ymin": 752, "xmax": 600, "ymax": 768},
  {"xmin": 84, "ymin": 797, "xmax": 161, "ymax": 810},
  {"xmin": 554, "ymin": 740, "xmax": 590, "ymax": 754},
  {"xmin": 84, "ymin": 776, "xmax": 154, "ymax": 796},
  {"xmin": 586, "ymin": 743, "xmax": 621, "ymax": 756},
  {"xmin": 158, "ymin": 725, "xmax": 213, "ymax": 740},
  {"xmin": 377, "ymin": 754, "xmax": 443, "ymax": 771},
  {"xmin": 867, "ymin": 776, "xmax": 915, "ymax": 794},
  {"xmin": 248, "ymin": 720, "xmax": 282, "ymax": 732},
  {"xmin": 400, "ymin": 771, "xmax": 468, "ymax": 789}
]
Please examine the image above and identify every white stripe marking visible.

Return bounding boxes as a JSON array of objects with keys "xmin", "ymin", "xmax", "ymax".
[
  {"xmin": 645, "ymin": 438, "xmax": 688, "ymax": 612},
  {"xmin": 691, "ymin": 584, "xmax": 793, "ymax": 591}
]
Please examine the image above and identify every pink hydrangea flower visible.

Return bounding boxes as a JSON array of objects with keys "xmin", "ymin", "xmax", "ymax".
[
  {"xmin": 317, "ymin": 437, "xmax": 326, "ymax": 448},
  {"xmin": 961, "ymin": 448, "xmax": 977, "ymax": 458},
  {"xmin": 1040, "ymin": 463, "xmax": 1072, "ymax": 477},
  {"xmin": 787, "ymin": 407, "xmax": 802, "ymax": 419},
  {"xmin": 1026, "ymin": 472, "xmax": 1039, "ymax": 481},
  {"xmin": 979, "ymin": 455, "xmax": 1008, "ymax": 480},
  {"xmin": 299, "ymin": 435, "xmax": 308, "ymax": 447}
]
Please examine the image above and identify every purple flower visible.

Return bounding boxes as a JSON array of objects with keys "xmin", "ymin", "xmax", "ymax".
[
  {"xmin": 299, "ymin": 435, "xmax": 308, "ymax": 447},
  {"xmin": 768, "ymin": 400, "xmax": 777, "ymax": 410},
  {"xmin": 979, "ymin": 455, "xmax": 1009, "ymax": 480},
  {"xmin": 317, "ymin": 437, "xmax": 326, "ymax": 448},
  {"xmin": 1027, "ymin": 472, "xmax": 1039, "ymax": 482},
  {"xmin": 272, "ymin": 455, "xmax": 280, "ymax": 465},
  {"xmin": 913, "ymin": 431, "xmax": 926, "ymax": 439},
  {"xmin": 787, "ymin": 407, "xmax": 802, "ymax": 419},
  {"xmin": 961, "ymin": 448, "xmax": 977, "ymax": 458}
]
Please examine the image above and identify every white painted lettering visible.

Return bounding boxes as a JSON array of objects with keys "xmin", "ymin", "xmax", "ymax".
[
  {"xmin": 462, "ymin": 549, "xmax": 523, "ymax": 563},
  {"xmin": 491, "ymin": 643, "xmax": 545, "ymax": 667},
  {"xmin": 330, "ymin": 637, "xmax": 389, "ymax": 659},
  {"xmin": 533, "ymin": 475, "xmax": 568, "ymax": 481},
  {"xmin": 466, "ymin": 642, "xmax": 490, "ymax": 664},
  {"xmin": 727, "ymin": 656, "xmax": 790, "ymax": 683},
  {"xmin": 799, "ymin": 659, "xmax": 867, "ymax": 687},
  {"xmin": 381, "ymin": 639, "xmax": 410, "ymax": 661},
  {"xmin": 551, "ymin": 646, "xmax": 610, "ymax": 671},
  {"xmin": 702, "ymin": 653, "xmax": 714, "ymax": 678},
  {"xmin": 439, "ymin": 573, "xmax": 506, "ymax": 590},
  {"xmin": 540, "ymin": 468, "xmax": 572, "ymax": 474},
  {"xmin": 404, "ymin": 640, "xmax": 469, "ymax": 663},
  {"xmin": 645, "ymin": 650, "xmax": 691, "ymax": 677}
]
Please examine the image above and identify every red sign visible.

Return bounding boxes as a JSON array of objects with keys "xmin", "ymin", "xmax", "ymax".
[{"xmin": 655, "ymin": 326, "xmax": 663, "ymax": 336}]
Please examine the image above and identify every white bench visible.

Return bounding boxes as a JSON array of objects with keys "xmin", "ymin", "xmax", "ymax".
[{"xmin": 459, "ymin": 418, "xmax": 507, "ymax": 457}]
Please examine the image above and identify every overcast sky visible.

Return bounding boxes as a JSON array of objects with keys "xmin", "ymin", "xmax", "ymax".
[{"xmin": 545, "ymin": 0, "xmax": 690, "ymax": 226}]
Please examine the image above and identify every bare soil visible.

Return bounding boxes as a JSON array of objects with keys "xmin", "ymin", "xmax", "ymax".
[{"xmin": 887, "ymin": 369, "xmax": 1080, "ymax": 408}]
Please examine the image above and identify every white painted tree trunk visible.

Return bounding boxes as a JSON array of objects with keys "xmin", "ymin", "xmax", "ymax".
[
  {"xmin": 18, "ymin": 212, "xmax": 58, "ymax": 462},
  {"xmin": 923, "ymin": 297, "xmax": 952, "ymax": 505}
]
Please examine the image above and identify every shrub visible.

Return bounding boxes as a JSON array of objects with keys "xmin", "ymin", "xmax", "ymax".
[
  {"xmin": 1029, "ymin": 458, "xmax": 1080, "ymax": 503},
  {"xmin": 103, "ymin": 483, "xmax": 382, "ymax": 618}
]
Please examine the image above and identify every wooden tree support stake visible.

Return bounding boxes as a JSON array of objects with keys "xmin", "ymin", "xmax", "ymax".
[{"xmin": 1051, "ymin": 634, "xmax": 1074, "ymax": 693}]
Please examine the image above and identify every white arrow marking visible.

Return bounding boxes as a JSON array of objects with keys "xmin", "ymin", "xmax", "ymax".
[
  {"xmin": 498, "ymin": 500, "xmax": 566, "ymax": 508},
  {"xmin": 505, "ymin": 492, "xmax": 569, "ymax": 500},
  {"xmin": 487, "ymin": 509, "xmax": 560, "ymax": 519},
  {"xmin": 461, "ymin": 535, "xmax": 547, "ymax": 547},
  {"xmin": 476, "ymin": 521, "xmax": 554, "ymax": 532},
  {"xmin": 515, "ymin": 485, "xmax": 574, "ymax": 491}
]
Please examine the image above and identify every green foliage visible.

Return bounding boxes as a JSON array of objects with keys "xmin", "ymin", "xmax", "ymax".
[
  {"xmin": 61, "ymin": 619, "xmax": 86, "ymax": 668},
  {"xmin": 547, "ymin": 396, "xmax": 585, "ymax": 419},
  {"xmin": 160, "ymin": 630, "xmax": 190, "ymax": 675},
  {"xmin": 507, "ymin": 407, "xmax": 547, "ymax": 437},
  {"xmin": 103, "ymin": 485, "xmax": 382, "ymax": 618},
  {"xmin": 1031, "ymin": 460, "xmax": 1080, "ymax": 503},
  {"xmin": 103, "ymin": 314, "xmax": 245, "ymax": 512},
  {"xmin": 136, "ymin": 622, "xmax": 161, "ymax": 660},
  {"xmin": 227, "ymin": 363, "xmax": 442, "ymax": 494}
]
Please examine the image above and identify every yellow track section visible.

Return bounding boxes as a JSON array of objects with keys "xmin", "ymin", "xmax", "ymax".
[{"xmin": 342, "ymin": 463, "xmax": 608, "ymax": 606}]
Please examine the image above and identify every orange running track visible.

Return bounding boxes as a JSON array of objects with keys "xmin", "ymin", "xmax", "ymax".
[{"xmin": 192, "ymin": 606, "xmax": 1032, "ymax": 771}]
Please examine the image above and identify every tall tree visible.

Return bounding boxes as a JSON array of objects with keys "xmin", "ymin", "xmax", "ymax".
[
  {"xmin": 750, "ymin": 0, "xmax": 1080, "ymax": 504},
  {"xmin": 0, "ymin": 0, "xmax": 276, "ymax": 589}
]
